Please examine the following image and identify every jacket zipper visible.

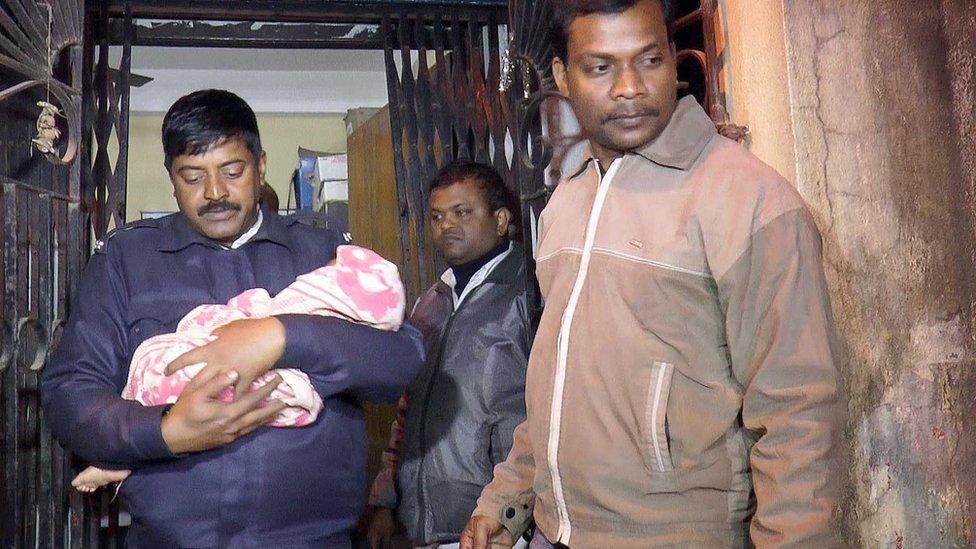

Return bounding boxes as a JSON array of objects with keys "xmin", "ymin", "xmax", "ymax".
[{"xmin": 547, "ymin": 158, "xmax": 622, "ymax": 544}]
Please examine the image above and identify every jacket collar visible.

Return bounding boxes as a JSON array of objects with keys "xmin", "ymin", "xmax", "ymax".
[
  {"xmin": 157, "ymin": 205, "xmax": 295, "ymax": 252},
  {"xmin": 567, "ymin": 95, "xmax": 716, "ymax": 180},
  {"xmin": 484, "ymin": 240, "xmax": 526, "ymax": 284},
  {"xmin": 434, "ymin": 241, "xmax": 525, "ymax": 296}
]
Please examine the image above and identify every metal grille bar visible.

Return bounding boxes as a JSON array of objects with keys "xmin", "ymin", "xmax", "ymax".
[{"xmin": 381, "ymin": 10, "xmax": 515, "ymax": 298}]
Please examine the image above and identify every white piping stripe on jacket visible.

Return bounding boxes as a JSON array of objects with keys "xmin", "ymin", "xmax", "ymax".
[
  {"xmin": 547, "ymin": 158, "xmax": 622, "ymax": 545},
  {"xmin": 590, "ymin": 247, "xmax": 712, "ymax": 278},
  {"xmin": 650, "ymin": 363, "xmax": 671, "ymax": 471},
  {"xmin": 538, "ymin": 246, "xmax": 712, "ymax": 280},
  {"xmin": 536, "ymin": 246, "xmax": 584, "ymax": 263}
]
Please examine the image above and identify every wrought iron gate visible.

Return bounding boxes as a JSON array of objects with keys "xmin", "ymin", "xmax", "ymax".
[
  {"xmin": 1, "ymin": 0, "xmax": 135, "ymax": 545},
  {"xmin": 1, "ymin": 0, "xmax": 86, "ymax": 547},
  {"xmin": 380, "ymin": 7, "xmax": 513, "ymax": 297}
]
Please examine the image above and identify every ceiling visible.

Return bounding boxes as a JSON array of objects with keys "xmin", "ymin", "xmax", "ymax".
[{"xmin": 116, "ymin": 46, "xmax": 395, "ymax": 113}]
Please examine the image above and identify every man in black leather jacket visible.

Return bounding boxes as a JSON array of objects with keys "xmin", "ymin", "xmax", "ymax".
[{"xmin": 365, "ymin": 161, "xmax": 532, "ymax": 549}]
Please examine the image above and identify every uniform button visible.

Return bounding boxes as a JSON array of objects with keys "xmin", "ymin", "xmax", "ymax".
[{"xmin": 505, "ymin": 507, "xmax": 516, "ymax": 519}]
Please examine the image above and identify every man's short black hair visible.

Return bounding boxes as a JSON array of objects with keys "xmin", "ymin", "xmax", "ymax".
[
  {"xmin": 162, "ymin": 89, "xmax": 262, "ymax": 170},
  {"xmin": 551, "ymin": 0, "xmax": 676, "ymax": 62},
  {"xmin": 429, "ymin": 160, "xmax": 514, "ymax": 214}
]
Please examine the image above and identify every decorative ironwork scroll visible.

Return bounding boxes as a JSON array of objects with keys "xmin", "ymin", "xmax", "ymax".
[{"xmin": 0, "ymin": 0, "xmax": 82, "ymax": 165}]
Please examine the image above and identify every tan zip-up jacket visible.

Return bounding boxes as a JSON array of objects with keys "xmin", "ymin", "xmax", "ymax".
[{"xmin": 473, "ymin": 97, "xmax": 844, "ymax": 548}]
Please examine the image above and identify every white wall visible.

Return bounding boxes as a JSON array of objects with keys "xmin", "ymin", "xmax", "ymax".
[
  {"xmin": 119, "ymin": 46, "xmax": 389, "ymax": 220},
  {"xmin": 121, "ymin": 47, "xmax": 390, "ymax": 114}
]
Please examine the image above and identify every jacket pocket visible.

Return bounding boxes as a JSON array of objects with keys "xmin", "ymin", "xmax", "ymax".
[{"xmin": 641, "ymin": 360, "xmax": 675, "ymax": 474}]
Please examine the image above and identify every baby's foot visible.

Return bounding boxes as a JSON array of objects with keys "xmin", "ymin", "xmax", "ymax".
[{"xmin": 71, "ymin": 466, "xmax": 132, "ymax": 493}]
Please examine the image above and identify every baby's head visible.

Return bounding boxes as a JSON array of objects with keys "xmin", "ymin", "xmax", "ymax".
[
  {"xmin": 332, "ymin": 245, "xmax": 405, "ymax": 326},
  {"xmin": 333, "ymin": 246, "xmax": 398, "ymax": 284}
]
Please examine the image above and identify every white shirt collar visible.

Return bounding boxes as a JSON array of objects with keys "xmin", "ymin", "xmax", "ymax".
[
  {"xmin": 440, "ymin": 241, "xmax": 513, "ymax": 310},
  {"xmin": 227, "ymin": 208, "xmax": 263, "ymax": 249}
]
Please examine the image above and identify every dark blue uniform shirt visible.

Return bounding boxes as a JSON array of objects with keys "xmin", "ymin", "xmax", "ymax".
[{"xmin": 40, "ymin": 210, "xmax": 424, "ymax": 548}]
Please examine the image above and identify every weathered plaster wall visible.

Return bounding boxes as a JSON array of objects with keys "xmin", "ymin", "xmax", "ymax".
[{"xmin": 781, "ymin": 0, "xmax": 976, "ymax": 545}]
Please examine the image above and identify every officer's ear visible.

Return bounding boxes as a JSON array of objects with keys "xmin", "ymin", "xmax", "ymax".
[{"xmin": 257, "ymin": 151, "xmax": 267, "ymax": 179}]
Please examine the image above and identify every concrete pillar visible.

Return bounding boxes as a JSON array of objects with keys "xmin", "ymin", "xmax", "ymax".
[{"xmin": 719, "ymin": 0, "xmax": 798, "ymax": 184}]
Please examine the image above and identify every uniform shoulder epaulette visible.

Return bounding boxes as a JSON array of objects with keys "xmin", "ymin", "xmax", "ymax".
[
  {"xmin": 281, "ymin": 211, "xmax": 351, "ymax": 242},
  {"xmin": 284, "ymin": 210, "xmax": 329, "ymax": 229},
  {"xmin": 93, "ymin": 218, "xmax": 159, "ymax": 254}
]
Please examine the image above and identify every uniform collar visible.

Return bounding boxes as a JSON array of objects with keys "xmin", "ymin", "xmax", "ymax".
[
  {"xmin": 157, "ymin": 205, "xmax": 295, "ymax": 252},
  {"xmin": 567, "ymin": 95, "xmax": 716, "ymax": 180},
  {"xmin": 228, "ymin": 208, "xmax": 263, "ymax": 249}
]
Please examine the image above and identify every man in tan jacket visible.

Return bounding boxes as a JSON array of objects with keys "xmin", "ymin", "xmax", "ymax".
[{"xmin": 461, "ymin": 0, "xmax": 845, "ymax": 547}]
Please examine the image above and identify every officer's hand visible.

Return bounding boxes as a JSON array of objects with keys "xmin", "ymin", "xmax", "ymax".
[
  {"xmin": 165, "ymin": 317, "xmax": 286, "ymax": 399},
  {"xmin": 460, "ymin": 516, "xmax": 513, "ymax": 549},
  {"xmin": 366, "ymin": 506, "xmax": 397, "ymax": 549},
  {"xmin": 160, "ymin": 367, "xmax": 287, "ymax": 454}
]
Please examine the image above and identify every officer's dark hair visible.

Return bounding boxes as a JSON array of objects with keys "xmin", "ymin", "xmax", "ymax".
[
  {"xmin": 551, "ymin": 0, "xmax": 675, "ymax": 62},
  {"xmin": 162, "ymin": 89, "xmax": 262, "ymax": 170},
  {"xmin": 429, "ymin": 160, "xmax": 514, "ymax": 215}
]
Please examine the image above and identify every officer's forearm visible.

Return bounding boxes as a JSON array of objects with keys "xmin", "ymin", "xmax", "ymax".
[
  {"xmin": 40, "ymin": 378, "xmax": 175, "ymax": 466},
  {"xmin": 163, "ymin": 317, "xmax": 287, "ymax": 395}
]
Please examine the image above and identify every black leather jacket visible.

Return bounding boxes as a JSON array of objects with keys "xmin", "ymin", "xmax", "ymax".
[{"xmin": 396, "ymin": 243, "xmax": 531, "ymax": 545}]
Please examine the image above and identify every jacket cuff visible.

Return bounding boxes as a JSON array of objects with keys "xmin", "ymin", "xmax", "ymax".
[
  {"xmin": 473, "ymin": 499, "xmax": 533, "ymax": 541},
  {"xmin": 133, "ymin": 403, "xmax": 178, "ymax": 461},
  {"xmin": 276, "ymin": 314, "xmax": 326, "ymax": 368}
]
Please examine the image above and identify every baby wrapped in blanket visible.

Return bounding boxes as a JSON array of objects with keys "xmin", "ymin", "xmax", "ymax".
[{"xmin": 72, "ymin": 245, "xmax": 406, "ymax": 492}]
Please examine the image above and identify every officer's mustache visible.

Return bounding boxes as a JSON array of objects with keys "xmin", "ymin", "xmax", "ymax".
[{"xmin": 198, "ymin": 201, "xmax": 241, "ymax": 216}]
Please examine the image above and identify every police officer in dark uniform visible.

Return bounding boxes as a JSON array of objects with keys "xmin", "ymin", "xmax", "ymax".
[{"xmin": 40, "ymin": 89, "xmax": 424, "ymax": 548}]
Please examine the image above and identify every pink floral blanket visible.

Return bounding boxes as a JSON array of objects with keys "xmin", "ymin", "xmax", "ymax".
[{"xmin": 121, "ymin": 245, "xmax": 406, "ymax": 427}]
